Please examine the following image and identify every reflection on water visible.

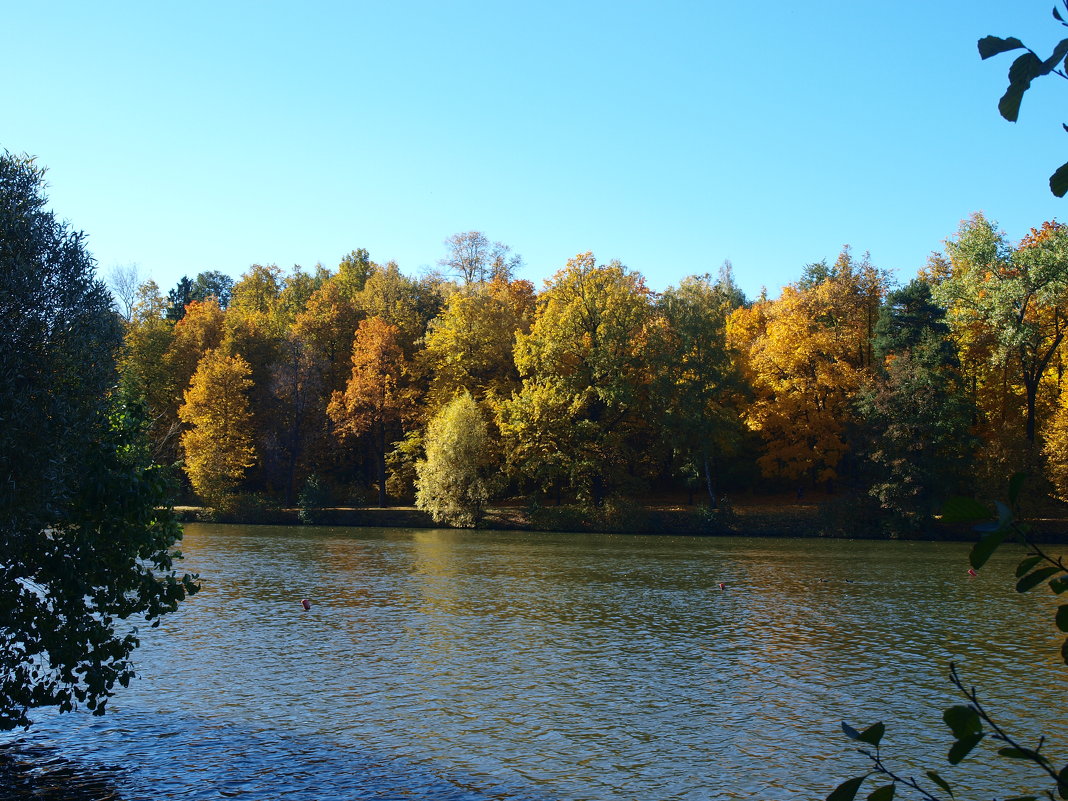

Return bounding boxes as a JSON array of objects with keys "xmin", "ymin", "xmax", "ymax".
[{"xmin": 4, "ymin": 526, "xmax": 1065, "ymax": 800}]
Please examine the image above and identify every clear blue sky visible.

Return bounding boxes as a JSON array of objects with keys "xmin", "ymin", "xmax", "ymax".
[{"xmin": 5, "ymin": 1, "xmax": 1067, "ymax": 300}]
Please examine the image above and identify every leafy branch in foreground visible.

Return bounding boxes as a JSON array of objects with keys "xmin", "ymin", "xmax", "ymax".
[
  {"xmin": 979, "ymin": 3, "xmax": 1068, "ymax": 196},
  {"xmin": 827, "ymin": 475, "xmax": 1068, "ymax": 801}
]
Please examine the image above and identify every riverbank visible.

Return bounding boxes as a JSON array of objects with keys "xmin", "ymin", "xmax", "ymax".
[{"xmin": 173, "ymin": 492, "xmax": 1068, "ymax": 542}]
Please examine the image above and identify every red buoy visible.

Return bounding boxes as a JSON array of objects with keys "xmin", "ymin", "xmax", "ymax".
[
  {"xmin": 718, "ymin": 583, "xmax": 726, "ymax": 590},
  {"xmin": 967, "ymin": 568, "xmax": 978, "ymax": 578},
  {"xmin": 301, "ymin": 598, "xmax": 311, "ymax": 610}
]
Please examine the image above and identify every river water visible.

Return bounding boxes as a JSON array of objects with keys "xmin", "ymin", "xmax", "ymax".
[{"xmin": 2, "ymin": 525, "xmax": 1065, "ymax": 800}]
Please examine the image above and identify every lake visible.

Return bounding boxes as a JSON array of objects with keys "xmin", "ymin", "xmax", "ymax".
[{"xmin": 2, "ymin": 524, "xmax": 1065, "ymax": 800}]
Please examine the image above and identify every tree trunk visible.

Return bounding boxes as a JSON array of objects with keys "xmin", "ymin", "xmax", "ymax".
[
  {"xmin": 377, "ymin": 423, "xmax": 388, "ymax": 507},
  {"xmin": 703, "ymin": 449, "xmax": 716, "ymax": 508}
]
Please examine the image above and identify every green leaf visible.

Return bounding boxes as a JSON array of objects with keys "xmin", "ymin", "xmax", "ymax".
[
  {"xmin": 1051, "ymin": 161, "xmax": 1068, "ymax": 198},
  {"xmin": 943, "ymin": 705, "xmax": 981, "ymax": 738},
  {"xmin": 926, "ymin": 771, "xmax": 954, "ymax": 798},
  {"xmin": 1016, "ymin": 566, "xmax": 1062, "ymax": 593},
  {"xmin": 857, "ymin": 722, "xmax": 885, "ymax": 747},
  {"xmin": 940, "ymin": 497, "xmax": 992, "ymax": 523},
  {"xmin": 1000, "ymin": 82, "xmax": 1028, "ymax": 122},
  {"xmin": 1062, "ymin": 636, "xmax": 1068, "ymax": 666},
  {"xmin": 1058, "ymin": 762, "xmax": 1068, "ymax": 799},
  {"xmin": 971, "ymin": 529, "xmax": 1007, "ymax": 570},
  {"xmin": 948, "ymin": 732, "xmax": 985, "ymax": 764},
  {"xmin": 978, "ymin": 35, "xmax": 1026, "ymax": 59},
  {"xmin": 1016, "ymin": 555, "xmax": 1044, "ymax": 578},
  {"xmin": 842, "ymin": 722, "xmax": 862, "ymax": 740},
  {"xmin": 866, "ymin": 784, "xmax": 895, "ymax": 801},
  {"xmin": 1058, "ymin": 605, "xmax": 1068, "ymax": 632},
  {"xmin": 1043, "ymin": 39, "xmax": 1068, "ymax": 73},
  {"xmin": 1009, "ymin": 51, "xmax": 1044, "ymax": 84},
  {"xmin": 1008, "ymin": 472, "xmax": 1027, "ymax": 507},
  {"xmin": 998, "ymin": 747, "xmax": 1035, "ymax": 759},
  {"xmin": 1050, "ymin": 574, "xmax": 1068, "ymax": 594},
  {"xmin": 827, "ymin": 776, "xmax": 868, "ymax": 801}
]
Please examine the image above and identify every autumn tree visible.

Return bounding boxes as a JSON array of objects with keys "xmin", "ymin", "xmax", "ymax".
[
  {"xmin": 118, "ymin": 281, "xmax": 178, "ymax": 459},
  {"xmin": 650, "ymin": 268, "xmax": 747, "ymax": 503},
  {"xmin": 728, "ymin": 252, "xmax": 886, "ymax": 488},
  {"xmin": 439, "ymin": 231, "xmax": 523, "ymax": 285},
  {"xmin": 416, "ymin": 392, "xmax": 495, "ymax": 527},
  {"xmin": 420, "ymin": 277, "xmax": 535, "ymax": 412},
  {"xmin": 498, "ymin": 253, "xmax": 654, "ymax": 504},
  {"xmin": 934, "ymin": 215, "xmax": 1068, "ymax": 461},
  {"xmin": 327, "ymin": 317, "xmax": 415, "ymax": 506},
  {"xmin": 178, "ymin": 350, "xmax": 257, "ymax": 509}
]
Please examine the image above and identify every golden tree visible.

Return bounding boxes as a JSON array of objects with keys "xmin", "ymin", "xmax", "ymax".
[{"xmin": 178, "ymin": 350, "xmax": 257, "ymax": 509}]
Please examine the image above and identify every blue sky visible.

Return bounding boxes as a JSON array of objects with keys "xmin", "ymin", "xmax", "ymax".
[{"xmin": 5, "ymin": 1, "xmax": 1068, "ymax": 300}]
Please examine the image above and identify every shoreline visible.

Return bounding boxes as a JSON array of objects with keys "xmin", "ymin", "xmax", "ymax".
[{"xmin": 173, "ymin": 493, "xmax": 1068, "ymax": 543}]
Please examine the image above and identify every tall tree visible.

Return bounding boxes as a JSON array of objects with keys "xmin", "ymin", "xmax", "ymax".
[
  {"xmin": 498, "ymin": 253, "xmax": 654, "ymax": 504},
  {"xmin": 327, "ymin": 317, "xmax": 415, "ymax": 506},
  {"xmin": 178, "ymin": 350, "xmax": 257, "ymax": 509},
  {"xmin": 0, "ymin": 152, "xmax": 197, "ymax": 729},
  {"xmin": 855, "ymin": 280, "xmax": 976, "ymax": 532},
  {"xmin": 935, "ymin": 214, "xmax": 1068, "ymax": 446},
  {"xmin": 651, "ymin": 271, "xmax": 747, "ymax": 503},
  {"xmin": 439, "ymin": 231, "xmax": 523, "ymax": 285},
  {"xmin": 415, "ymin": 392, "xmax": 495, "ymax": 527},
  {"xmin": 420, "ymin": 277, "xmax": 535, "ymax": 412}
]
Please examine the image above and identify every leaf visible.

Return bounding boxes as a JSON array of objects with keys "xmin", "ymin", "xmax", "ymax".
[
  {"xmin": 998, "ymin": 747, "xmax": 1036, "ymax": 759},
  {"xmin": 971, "ymin": 529, "xmax": 1007, "ymax": 570},
  {"xmin": 1016, "ymin": 555, "xmax": 1044, "ymax": 577},
  {"xmin": 857, "ymin": 722, "xmax": 885, "ymax": 747},
  {"xmin": 926, "ymin": 771, "xmax": 954, "ymax": 798},
  {"xmin": 842, "ymin": 722, "xmax": 862, "ymax": 740},
  {"xmin": 1062, "ymin": 636, "xmax": 1068, "ymax": 666},
  {"xmin": 1057, "ymin": 604, "xmax": 1068, "ymax": 632},
  {"xmin": 1058, "ymin": 763, "xmax": 1068, "ymax": 799},
  {"xmin": 1051, "ymin": 574, "xmax": 1068, "ymax": 594},
  {"xmin": 948, "ymin": 732, "xmax": 985, "ymax": 764},
  {"xmin": 1016, "ymin": 566, "xmax": 1062, "ymax": 593},
  {"xmin": 827, "ymin": 776, "xmax": 868, "ymax": 801},
  {"xmin": 867, "ymin": 784, "xmax": 895, "ymax": 801},
  {"xmin": 940, "ymin": 497, "xmax": 992, "ymax": 523},
  {"xmin": 1000, "ymin": 82, "xmax": 1029, "ymax": 122},
  {"xmin": 943, "ymin": 705, "xmax": 981, "ymax": 738},
  {"xmin": 1044, "ymin": 39, "xmax": 1068, "ymax": 72},
  {"xmin": 978, "ymin": 35, "xmax": 1026, "ymax": 59},
  {"xmin": 1008, "ymin": 472, "xmax": 1027, "ymax": 507},
  {"xmin": 999, "ymin": 51, "xmax": 1044, "ymax": 122},
  {"xmin": 1057, "ymin": 6, "xmax": 1065, "ymax": 22},
  {"xmin": 1051, "ymin": 161, "xmax": 1068, "ymax": 198}
]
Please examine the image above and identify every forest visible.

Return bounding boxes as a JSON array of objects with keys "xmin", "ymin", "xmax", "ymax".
[{"xmin": 113, "ymin": 217, "xmax": 1068, "ymax": 534}]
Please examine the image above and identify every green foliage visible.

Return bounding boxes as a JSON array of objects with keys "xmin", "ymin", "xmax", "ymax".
[
  {"xmin": 854, "ymin": 281, "xmax": 976, "ymax": 534},
  {"xmin": 827, "ymin": 478, "xmax": 1067, "ymax": 800},
  {"xmin": 297, "ymin": 473, "xmax": 331, "ymax": 525},
  {"xmin": 0, "ymin": 152, "xmax": 198, "ymax": 729},
  {"xmin": 979, "ymin": 5, "xmax": 1068, "ymax": 196},
  {"xmin": 415, "ymin": 392, "xmax": 495, "ymax": 527}
]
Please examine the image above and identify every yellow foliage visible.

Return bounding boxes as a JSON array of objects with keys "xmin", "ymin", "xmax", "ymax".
[{"xmin": 178, "ymin": 350, "xmax": 257, "ymax": 507}]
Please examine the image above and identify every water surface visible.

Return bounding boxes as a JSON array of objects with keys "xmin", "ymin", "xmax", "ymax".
[{"xmin": 4, "ymin": 525, "xmax": 1065, "ymax": 799}]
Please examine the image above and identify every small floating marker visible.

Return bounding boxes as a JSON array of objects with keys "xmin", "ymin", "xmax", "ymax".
[
  {"xmin": 718, "ymin": 583, "xmax": 726, "ymax": 590},
  {"xmin": 967, "ymin": 568, "xmax": 978, "ymax": 577},
  {"xmin": 301, "ymin": 598, "xmax": 311, "ymax": 610}
]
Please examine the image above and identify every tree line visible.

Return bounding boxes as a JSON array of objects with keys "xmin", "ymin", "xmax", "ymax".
[{"xmin": 115, "ymin": 217, "xmax": 1068, "ymax": 532}]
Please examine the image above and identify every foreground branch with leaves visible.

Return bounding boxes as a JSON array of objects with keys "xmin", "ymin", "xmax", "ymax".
[{"xmin": 827, "ymin": 476, "xmax": 1067, "ymax": 801}]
